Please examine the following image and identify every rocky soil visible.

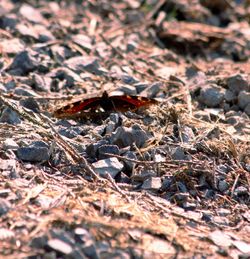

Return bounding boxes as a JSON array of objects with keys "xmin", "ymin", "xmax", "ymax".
[{"xmin": 0, "ymin": 0, "xmax": 250, "ymax": 258}]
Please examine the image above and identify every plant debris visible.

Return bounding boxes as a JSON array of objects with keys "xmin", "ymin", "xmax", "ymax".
[{"xmin": 0, "ymin": 0, "xmax": 249, "ymax": 258}]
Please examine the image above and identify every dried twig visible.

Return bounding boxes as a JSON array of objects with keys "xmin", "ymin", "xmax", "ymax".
[
  {"xmin": 104, "ymin": 152, "xmax": 199, "ymax": 166},
  {"xmin": 230, "ymin": 173, "xmax": 240, "ymax": 198},
  {"xmin": 105, "ymin": 173, "xmax": 131, "ymax": 202}
]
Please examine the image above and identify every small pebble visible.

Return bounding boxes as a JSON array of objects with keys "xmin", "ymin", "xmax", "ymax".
[
  {"xmin": 171, "ymin": 147, "xmax": 190, "ymax": 161},
  {"xmin": 227, "ymin": 74, "xmax": 249, "ymax": 94},
  {"xmin": 110, "ymin": 126, "xmax": 149, "ymax": 148},
  {"xmin": 47, "ymin": 239, "xmax": 73, "ymax": 255},
  {"xmin": 20, "ymin": 97, "xmax": 40, "ymax": 112},
  {"xmin": 238, "ymin": 91, "xmax": 250, "ymax": 109},
  {"xmin": 92, "ymin": 157, "xmax": 123, "ymax": 178},
  {"xmin": 224, "ymin": 89, "xmax": 236, "ymax": 102},
  {"xmin": 122, "ymin": 151, "xmax": 137, "ymax": 172},
  {"xmin": 64, "ymin": 56, "xmax": 104, "ymax": 75},
  {"xmin": 199, "ymin": 85, "xmax": 225, "ymax": 107},
  {"xmin": 16, "ymin": 141, "xmax": 50, "ymax": 162},
  {"xmin": 141, "ymin": 177, "xmax": 162, "ymax": 191},
  {"xmin": 244, "ymin": 103, "xmax": 250, "ymax": 115},
  {"xmin": 6, "ymin": 50, "xmax": 39, "ymax": 75},
  {"xmin": 0, "ymin": 107, "xmax": 21, "ymax": 125},
  {"xmin": 0, "ymin": 198, "xmax": 11, "ymax": 216},
  {"xmin": 218, "ymin": 180, "xmax": 229, "ymax": 192},
  {"xmin": 97, "ymin": 145, "xmax": 120, "ymax": 160},
  {"xmin": 3, "ymin": 138, "xmax": 19, "ymax": 150},
  {"xmin": 234, "ymin": 186, "xmax": 248, "ymax": 196},
  {"xmin": 213, "ymin": 216, "xmax": 229, "ymax": 226},
  {"xmin": 86, "ymin": 140, "xmax": 109, "ymax": 158}
]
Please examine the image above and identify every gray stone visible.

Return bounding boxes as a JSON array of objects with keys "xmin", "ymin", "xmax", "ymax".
[
  {"xmin": 109, "ymin": 113, "xmax": 122, "ymax": 125},
  {"xmin": 176, "ymin": 181, "xmax": 187, "ymax": 193},
  {"xmin": 234, "ymin": 186, "xmax": 248, "ymax": 196},
  {"xmin": 227, "ymin": 74, "xmax": 249, "ymax": 94},
  {"xmin": 105, "ymin": 122, "xmax": 117, "ymax": 135},
  {"xmin": 117, "ymin": 172, "xmax": 130, "ymax": 184},
  {"xmin": 182, "ymin": 202, "xmax": 197, "ymax": 210},
  {"xmin": 238, "ymin": 91, "xmax": 250, "ymax": 109},
  {"xmin": 47, "ymin": 239, "xmax": 73, "ymax": 255},
  {"xmin": 0, "ymin": 159, "xmax": 17, "ymax": 178},
  {"xmin": 141, "ymin": 177, "xmax": 162, "ymax": 190},
  {"xmin": 217, "ymin": 164, "xmax": 230, "ymax": 173},
  {"xmin": 74, "ymin": 227, "xmax": 91, "ymax": 238},
  {"xmin": 50, "ymin": 45, "xmax": 72, "ymax": 63},
  {"xmin": 0, "ymin": 83, "xmax": 6, "ymax": 92},
  {"xmin": 86, "ymin": 140, "xmax": 108, "ymax": 158},
  {"xmin": 224, "ymin": 89, "xmax": 236, "ymax": 102},
  {"xmin": 72, "ymin": 34, "xmax": 92, "ymax": 52},
  {"xmin": 3, "ymin": 139, "xmax": 19, "ymax": 150},
  {"xmin": 0, "ymin": 14, "xmax": 19, "ymax": 30},
  {"xmin": 123, "ymin": 151, "xmax": 137, "ymax": 172},
  {"xmin": 117, "ymin": 84, "xmax": 137, "ymax": 95},
  {"xmin": 153, "ymin": 154, "xmax": 165, "ymax": 163},
  {"xmin": 97, "ymin": 145, "xmax": 119, "ymax": 160},
  {"xmin": 180, "ymin": 126, "xmax": 195, "ymax": 143},
  {"xmin": 217, "ymin": 208, "xmax": 231, "ymax": 216},
  {"xmin": 92, "ymin": 157, "xmax": 123, "ymax": 178},
  {"xmin": 201, "ymin": 210, "xmax": 213, "ymax": 222},
  {"xmin": 120, "ymin": 74, "xmax": 139, "ymax": 85},
  {"xmin": 110, "ymin": 126, "xmax": 149, "ymax": 148},
  {"xmin": 16, "ymin": 23, "xmax": 55, "ymax": 42},
  {"xmin": 20, "ymin": 97, "xmax": 40, "ymax": 113},
  {"xmin": 50, "ymin": 229, "xmax": 75, "ymax": 246},
  {"xmin": 0, "ymin": 107, "xmax": 21, "ymax": 125},
  {"xmin": 47, "ymin": 68, "xmax": 82, "ymax": 88},
  {"xmin": 64, "ymin": 56, "xmax": 104, "ymax": 75},
  {"xmin": 226, "ymin": 115, "xmax": 240, "ymax": 125},
  {"xmin": 6, "ymin": 50, "xmax": 39, "ymax": 75},
  {"xmin": 19, "ymin": 4, "xmax": 45, "ymax": 23},
  {"xmin": 0, "ymin": 198, "xmax": 11, "ymax": 216},
  {"xmin": 209, "ymin": 231, "xmax": 232, "ymax": 247},
  {"xmin": 218, "ymin": 180, "xmax": 229, "ymax": 192},
  {"xmin": 171, "ymin": 147, "xmax": 190, "ymax": 161},
  {"xmin": 0, "ymin": 38, "xmax": 25, "ymax": 54},
  {"xmin": 244, "ymin": 103, "xmax": 250, "ymax": 115},
  {"xmin": 31, "ymin": 73, "xmax": 52, "ymax": 92},
  {"xmin": 204, "ymin": 189, "xmax": 215, "ymax": 199},
  {"xmin": 162, "ymin": 178, "xmax": 172, "ymax": 190},
  {"xmin": 199, "ymin": 86, "xmax": 225, "ymax": 107},
  {"xmin": 30, "ymin": 235, "xmax": 48, "ymax": 248},
  {"xmin": 172, "ymin": 193, "xmax": 190, "ymax": 203},
  {"xmin": 14, "ymin": 87, "xmax": 36, "ymax": 96},
  {"xmin": 232, "ymin": 240, "xmax": 250, "ymax": 254},
  {"xmin": 140, "ymin": 82, "xmax": 163, "ymax": 98},
  {"xmin": 81, "ymin": 239, "xmax": 99, "ymax": 259},
  {"xmin": 67, "ymin": 248, "xmax": 86, "ymax": 259},
  {"xmin": 31, "ymin": 141, "xmax": 49, "ymax": 149},
  {"xmin": 132, "ymin": 170, "xmax": 156, "ymax": 182},
  {"xmin": 135, "ymin": 83, "xmax": 150, "ymax": 93},
  {"xmin": 127, "ymin": 41, "xmax": 138, "ymax": 52},
  {"xmin": 58, "ymin": 127, "xmax": 83, "ymax": 139},
  {"xmin": 16, "ymin": 142, "xmax": 50, "ymax": 162},
  {"xmin": 212, "ymin": 216, "xmax": 229, "ymax": 226}
]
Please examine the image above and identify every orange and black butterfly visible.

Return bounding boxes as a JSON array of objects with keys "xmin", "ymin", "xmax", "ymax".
[{"xmin": 53, "ymin": 91, "xmax": 158, "ymax": 118}]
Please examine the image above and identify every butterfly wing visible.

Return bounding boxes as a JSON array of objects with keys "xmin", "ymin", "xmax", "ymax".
[
  {"xmin": 53, "ymin": 93, "xmax": 158, "ymax": 118},
  {"xmin": 109, "ymin": 95, "xmax": 158, "ymax": 111},
  {"xmin": 54, "ymin": 97, "xmax": 102, "ymax": 118}
]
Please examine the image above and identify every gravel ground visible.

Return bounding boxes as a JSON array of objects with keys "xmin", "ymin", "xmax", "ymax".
[{"xmin": 0, "ymin": 0, "xmax": 249, "ymax": 258}]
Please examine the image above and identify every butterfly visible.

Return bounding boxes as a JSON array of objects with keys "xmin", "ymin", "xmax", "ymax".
[{"xmin": 53, "ymin": 91, "xmax": 158, "ymax": 118}]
